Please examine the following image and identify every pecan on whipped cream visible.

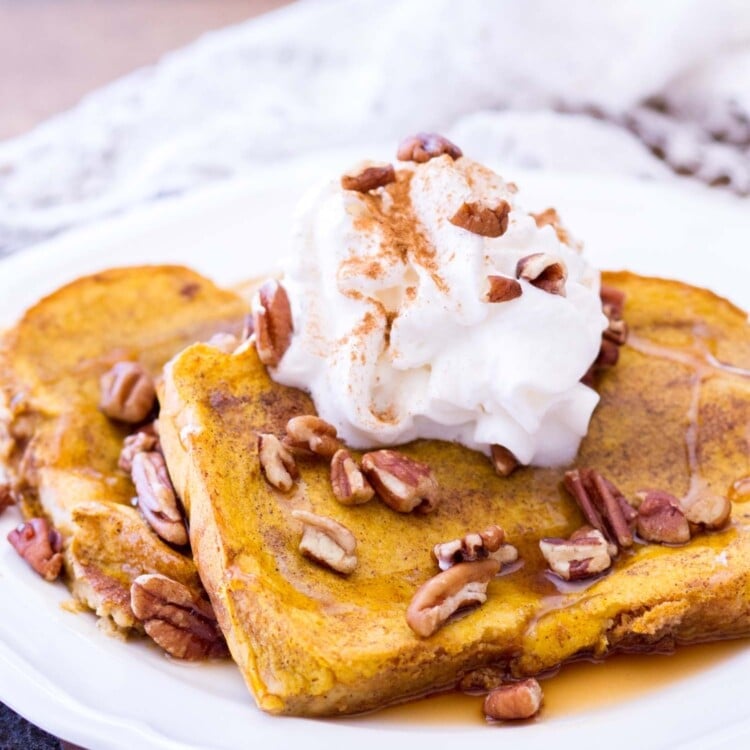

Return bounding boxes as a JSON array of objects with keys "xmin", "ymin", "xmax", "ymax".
[{"xmin": 265, "ymin": 136, "xmax": 607, "ymax": 467}]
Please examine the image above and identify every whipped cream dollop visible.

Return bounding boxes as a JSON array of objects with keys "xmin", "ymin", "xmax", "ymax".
[{"xmin": 271, "ymin": 152, "xmax": 607, "ymax": 466}]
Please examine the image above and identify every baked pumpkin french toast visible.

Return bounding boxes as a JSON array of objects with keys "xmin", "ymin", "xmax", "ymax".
[
  {"xmin": 3, "ymin": 133, "xmax": 750, "ymax": 726},
  {"xmin": 0, "ymin": 265, "xmax": 247, "ymax": 630},
  {"xmin": 159, "ymin": 272, "xmax": 750, "ymax": 716}
]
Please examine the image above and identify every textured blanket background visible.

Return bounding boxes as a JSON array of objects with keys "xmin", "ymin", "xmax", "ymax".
[{"xmin": 0, "ymin": 0, "xmax": 748, "ymax": 257}]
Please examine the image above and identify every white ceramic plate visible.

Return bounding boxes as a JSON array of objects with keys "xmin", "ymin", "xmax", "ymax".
[{"xmin": 1, "ymin": 156, "xmax": 750, "ymax": 750}]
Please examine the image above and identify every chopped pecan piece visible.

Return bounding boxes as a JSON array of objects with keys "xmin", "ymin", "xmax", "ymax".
[
  {"xmin": 252, "ymin": 280, "xmax": 293, "ymax": 367},
  {"xmin": 600, "ymin": 284, "xmax": 626, "ymax": 320},
  {"xmin": 118, "ymin": 424, "xmax": 159, "ymax": 473},
  {"xmin": 330, "ymin": 449, "xmax": 375, "ymax": 505},
  {"xmin": 406, "ymin": 559, "xmax": 499, "ymax": 638},
  {"xmin": 490, "ymin": 444, "xmax": 520, "ymax": 477},
  {"xmin": 284, "ymin": 415, "xmax": 341, "ymax": 458},
  {"xmin": 341, "ymin": 162, "xmax": 396, "ymax": 193},
  {"xmin": 99, "ymin": 361, "xmax": 156, "ymax": 423},
  {"xmin": 540, "ymin": 526, "xmax": 616, "ymax": 581},
  {"xmin": 532, "ymin": 207, "xmax": 571, "ymax": 245},
  {"xmin": 582, "ymin": 339, "xmax": 621, "ymax": 386},
  {"xmin": 596, "ymin": 338, "xmax": 621, "ymax": 368},
  {"xmin": 258, "ymin": 433, "xmax": 298, "ymax": 492},
  {"xmin": 516, "ymin": 253, "xmax": 567, "ymax": 296},
  {"xmin": 484, "ymin": 678, "xmax": 543, "ymax": 721},
  {"xmin": 450, "ymin": 200, "xmax": 510, "ymax": 238},
  {"xmin": 603, "ymin": 318, "xmax": 628, "ymax": 346},
  {"xmin": 397, "ymin": 132, "xmax": 462, "ymax": 163},
  {"xmin": 292, "ymin": 509, "xmax": 357, "ymax": 575},
  {"xmin": 486, "ymin": 276, "xmax": 522, "ymax": 303},
  {"xmin": 636, "ymin": 490, "xmax": 691, "ymax": 544},
  {"xmin": 0, "ymin": 481, "xmax": 14, "ymax": 514},
  {"xmin": 361, "ymin": 449, "xmax": 439, "ymax": 513},
  {"xmin": 7, "ymin": 518, "xmax": 63, "ymax": 581},
  {"xmin": 433, "ymin": 525, "xmax": 518, "ymax": 571},
  {"xmin": 131, "ymin": 452, "xmax": 187, "ymax": 546},
  {"xmin": 130, "ymin": 574, "xmax": 228, "ymax": 660},
  {"xmin": 684, "ymin": 493, "xmax": 732, "ymax": 531},
  {"xmin": 583, "ymin": 285, "xmax": 628, "ymax": 388}
]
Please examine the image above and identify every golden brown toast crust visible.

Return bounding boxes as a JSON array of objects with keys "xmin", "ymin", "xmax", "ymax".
[
  {"xmin": 160, "ymin": 271, "xmax": 750, "ymax": 716},
  {"xmin": 0, "ymin": 265, "xmax": 248, "ymax": 629}
]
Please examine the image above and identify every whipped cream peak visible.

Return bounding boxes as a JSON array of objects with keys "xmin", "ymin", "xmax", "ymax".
[{"xmin": 272, "ymin": 148, "xmax": 606, "ymax": 467}]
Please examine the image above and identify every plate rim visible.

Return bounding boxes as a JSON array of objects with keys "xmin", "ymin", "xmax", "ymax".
[{"xmin": 1, "ymin": 165, "xmax": 750, "ymax": 750}]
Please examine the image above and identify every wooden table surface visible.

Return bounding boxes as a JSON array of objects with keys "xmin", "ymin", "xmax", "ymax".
[
  {"xmin": 0, "ymin": 3, "xmax": 290, "ymax": 746},
  {"xmin": 0, "ymin": 0, "xmax": 290, "ymax": 141}
]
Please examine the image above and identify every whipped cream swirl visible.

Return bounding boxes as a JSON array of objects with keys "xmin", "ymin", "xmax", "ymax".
[{"xmin": 272, "ymin": 154, "xmax": 606, "ymax": 466}]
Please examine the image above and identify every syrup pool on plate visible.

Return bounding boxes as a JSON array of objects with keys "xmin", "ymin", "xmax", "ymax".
[{"xmin": 367, "ymin": 639, "xmax": 749, "ymax": 725}]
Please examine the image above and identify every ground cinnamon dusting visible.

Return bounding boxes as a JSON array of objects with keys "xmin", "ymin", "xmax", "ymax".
[{"xmin": 355, "ymin": 170, "xmax": 447, "ymax": 293}]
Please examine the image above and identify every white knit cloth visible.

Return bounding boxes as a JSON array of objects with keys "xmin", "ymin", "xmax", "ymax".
[{"xmin": 0, "ymin": 0, "xmax": 748, "ymax": 256}]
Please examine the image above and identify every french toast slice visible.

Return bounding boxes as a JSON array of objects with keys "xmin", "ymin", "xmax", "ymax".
[
  {"xmin": 159, "ymin": 271, "xmax": 750, "ymax": 716},
  {"xmin": 0, "ymin": 266, "xmax": 248, "ymax": 629}
]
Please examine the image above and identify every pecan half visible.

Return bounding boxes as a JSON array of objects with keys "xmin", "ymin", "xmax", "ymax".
[
  {"xmin": 7, "ymin": 518, "xmax": 63, "ymax": 581},
  {"xmin": 490, "ymin": 444, "xmax": 519, "ymax": 477},
  {"xmin": 284, "ymin": 415, "xmax": 341, "ymax": 458},
  {"xmin": 341, "ymin": 162, "xmax": 396, "ymax": 193},
  {"xmin": 258, "ymin": 433, "xmax": 298, "ymax": 492},
  {"xmin": 253, "ymin": 280, "xmax": 293, "ymax": 367},
  {"xmin": 292, "ymin": 509, "xmax": 357, "ymax": 575},
  {"xmin": 130, "ymin": 574, "xmax": 228, "ymax": 660},
  {"xmin": 406, "ymin": 559, "xmax": 499, "ymax": 638},
  {"xmin": 484, "ymin": 678, "xmax": 543, "ymax": 721},
  {"xmin": 433, "ymin": 525, "xmax": 518, "ymax": 571},
  {"xmin": 516, "ymin": 253, "xmax": 567, "ymax": 296},
  {"xmin": 684, "ymin": 493, "xmax": 732, "ymax": 531},
  {"xmin": 118, "ymin": 424, "xmax": 159, "ymax": 473},
  {"xmin": 397, "ymin": 132, "xmax": 462, "ymax": 163},
  {"xmin": 582, "ymin": 337, "xmax": 623, "ymax": 386},
  {"xmin": 450, "ymin": 201, "xmax": 510, "ymax": 238},
  {"xmin": 0, "ymin": 481, "xmax": 14, "ymax": 514},
  {"xmin": 99, "ymin": 361, "xmax": 156, "ymax": 423},
  {"xmin": 539, "ymin": 526, "xmax": 617, "ymax": 581},
  {"xmin": 361, "ymin": 449, "xmax": 439, "ymax": 513},
  {"xmin": 636, "ymin": 490, "xmax": 691, "ymax": 544},
  {"xmin": 486, "ymin": 276, "xmax": 522, "ymax": 303},
  {"xmin": 564, "ymin": 469, "xmax": 635, "ymax": 549},
  {"xmin": 131, "ymin": 452, "xmax": 187, "ymax": 546},
  {"xmin": 330, "ymin": 448, "xmax": 375, "ymax": 505}
]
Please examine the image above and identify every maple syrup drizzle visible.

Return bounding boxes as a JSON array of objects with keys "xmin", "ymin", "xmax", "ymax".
[{"xmin": 627, "ymin": 332, "xmax": 750, "ymax": 504}]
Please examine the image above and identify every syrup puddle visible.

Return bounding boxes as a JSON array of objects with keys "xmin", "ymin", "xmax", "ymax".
[{"xmin": 367, "ymin": 640, "xmax": 749, "ymax": 725}]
